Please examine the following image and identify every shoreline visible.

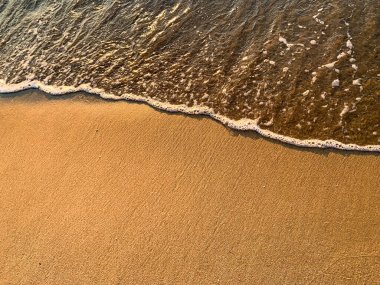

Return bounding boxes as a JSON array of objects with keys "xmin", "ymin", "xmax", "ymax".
[{"xmin": 1, "ymin": 80, "xmax": 379, "ymax": 152}]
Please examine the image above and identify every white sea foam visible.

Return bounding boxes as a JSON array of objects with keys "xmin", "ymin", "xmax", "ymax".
[
  {"xmin": 353, "ymin": 79, "xmax": 361, "ymax": 86},
  {"xmin": 321, "ymin": 61, "xmax": 337, "ymax": 69},
  {"xmin": 0, "ymin": 80, "xmax": 379, "ymax": 152},
  {"xmin": 332, "ymin": 79, "xmax": 340, "ymax": 87}
]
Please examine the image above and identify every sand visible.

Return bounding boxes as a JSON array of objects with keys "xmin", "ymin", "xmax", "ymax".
[{"xmin": 0, "ymin": 90, "xmax": 379, "ymax": 284}]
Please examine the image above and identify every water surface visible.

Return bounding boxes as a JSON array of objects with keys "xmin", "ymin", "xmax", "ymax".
[{"xmin": 0, "ymin": 0, "xmax": 379, "ymax": 149}]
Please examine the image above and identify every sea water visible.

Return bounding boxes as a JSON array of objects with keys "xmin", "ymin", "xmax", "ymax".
[{"xmin": 0, "ymin": 0, "xmax": 379, "ymax": 151}]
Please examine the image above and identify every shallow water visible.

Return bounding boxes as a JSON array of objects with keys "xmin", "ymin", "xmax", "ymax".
[{"xmin": 0, "ymin": 0, "xmax": 379, "ymax": 149}]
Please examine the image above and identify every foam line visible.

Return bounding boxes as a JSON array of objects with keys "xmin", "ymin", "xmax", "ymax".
[{"xmin": 1, "ymin": 80, "xmax": 379, "ymax": 152}]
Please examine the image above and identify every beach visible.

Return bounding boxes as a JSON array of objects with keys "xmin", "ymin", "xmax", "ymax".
[{"xmin": 0, "ymin": 90, "xmax": 379, "ymax": 284}]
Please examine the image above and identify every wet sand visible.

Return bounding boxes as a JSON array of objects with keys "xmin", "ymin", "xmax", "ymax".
[{"xmin": 0, "ymin": 90, "xmax": 379, "ymax": 284}]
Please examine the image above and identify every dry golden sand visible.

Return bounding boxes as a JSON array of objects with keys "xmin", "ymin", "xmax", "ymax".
[{"xmin": 0, "ymin": 90, "xmax": 379, "ymax": 284}]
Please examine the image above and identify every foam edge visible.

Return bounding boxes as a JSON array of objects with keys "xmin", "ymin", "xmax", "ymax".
[{"xmin": 1, "ymin": 79, "xmax": 379, "ymax": 152}]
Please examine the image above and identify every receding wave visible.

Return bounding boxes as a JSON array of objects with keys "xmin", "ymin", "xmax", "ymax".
[{"xmin": 0, "ymin": 0, "xmax": 379, "ymax": 151}]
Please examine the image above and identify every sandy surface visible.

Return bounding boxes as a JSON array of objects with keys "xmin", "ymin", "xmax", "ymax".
[{"xmin": 0, "ymin": 90, "xmax": 379, "ymax": 284}]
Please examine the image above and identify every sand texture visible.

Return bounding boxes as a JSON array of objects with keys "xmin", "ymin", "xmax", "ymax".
[{"xmin": 0, "ymin": 90, "xmax": 379, "ymax": 284}]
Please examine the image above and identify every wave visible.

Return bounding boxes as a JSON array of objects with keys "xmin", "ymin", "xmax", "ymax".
[{"xmin": 0, "ymin": 0, "xmax": 379, "ymax": 150}]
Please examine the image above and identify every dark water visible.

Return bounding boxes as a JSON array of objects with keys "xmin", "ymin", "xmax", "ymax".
[{"xmin": 0, "ymin": 0, "xmax": 379, "ymax": 148}]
